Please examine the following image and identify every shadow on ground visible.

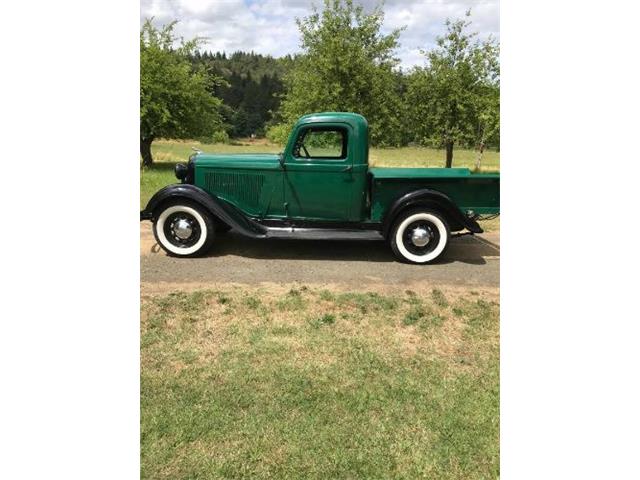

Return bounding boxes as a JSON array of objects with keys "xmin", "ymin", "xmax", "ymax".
[{"xmin": 176, "ymin": 231, "xmax": 500, "ymax": 265}]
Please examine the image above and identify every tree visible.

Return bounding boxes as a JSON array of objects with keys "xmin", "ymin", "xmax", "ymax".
[
  {"xmin": 140, "ymin": 19, "xmax": 223, "ymax": 166},
  {"xmin": 278, "ymin": 0, "xmax": 406, "ymax": 146},
  {"xmin": 407, "ymin": 12, "xmax": 499, "ymax": 167},
  {"xmin": 474, "ymin": 83, "xmax": 499, "ymax": 169}
]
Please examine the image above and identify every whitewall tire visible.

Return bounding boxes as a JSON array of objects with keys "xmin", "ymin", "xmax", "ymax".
[
  {"xmin": 390, "ymin": 209, "xmax": 450, "ymax": 264},
  {"xmin": 152, "ymin": 201, "xmax": 215, "ymax": 257}
]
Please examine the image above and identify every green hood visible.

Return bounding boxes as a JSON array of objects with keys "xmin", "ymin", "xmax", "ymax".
[{"xmin": 194, "ymin": 153, "xmax": 281, "ymax": 171}]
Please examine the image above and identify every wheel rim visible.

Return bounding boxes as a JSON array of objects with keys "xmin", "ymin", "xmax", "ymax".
[
  {"xmin": 163, "ymin": 211, "xmax": 201, "ymax": 248},
  {"xmin": 155, "ymin": 205, "xmax": 208, "ymax": 255},
  {"xmin": 402, "ymin": 220, "xmax": 440, "ymax": 256},
  {"xmin": 395, "ymin": 213, "xmax": 448, "ymax": 263}
]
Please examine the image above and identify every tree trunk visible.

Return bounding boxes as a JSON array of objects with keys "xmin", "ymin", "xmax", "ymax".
[
  {"xmin": 140, "ymin": 136, "xmax": 154, "ymax": 167},
  {"xmin": 475, "ymin": 142, "xmax": 485, "ymax": 170},
  {"xmin": 445, "ymin": 140, "xmax": 454, "ymax": 168}
]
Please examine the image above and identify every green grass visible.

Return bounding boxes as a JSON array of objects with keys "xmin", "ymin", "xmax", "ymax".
[
  {"xmin": 140, "ymin": 138, "xmax": 500, "ymax": 208},
  {"xmin": 141, "ymin": 286, "xmax": 499, "ymax": 479},
  {"xmin": 369, "ymin": 146, "xmax": 499, "ymax": 171}
]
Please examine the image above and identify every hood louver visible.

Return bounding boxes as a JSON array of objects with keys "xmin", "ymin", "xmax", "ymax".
[{"xmin": 204, "ymin": 171, "xmax": 265, "ymax": 208}]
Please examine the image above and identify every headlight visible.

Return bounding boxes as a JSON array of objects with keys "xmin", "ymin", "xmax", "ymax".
[{"xmin": 175, "ymin": 163, "xmax": 188, "ymax": 181}]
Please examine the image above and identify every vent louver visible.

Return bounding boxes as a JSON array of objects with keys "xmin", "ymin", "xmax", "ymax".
[{"xmin": 204, "ymin": 171, "xmax": 265, "ymax": 208}]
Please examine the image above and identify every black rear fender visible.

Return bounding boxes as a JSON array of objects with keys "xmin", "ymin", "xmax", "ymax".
[
  {"xmin": 382, "ymin": 189, "xmax": 482, "ymax": 238},
  {"xmin": 140, "ymin": 184, "xmax": 267, "ymax": 238}
]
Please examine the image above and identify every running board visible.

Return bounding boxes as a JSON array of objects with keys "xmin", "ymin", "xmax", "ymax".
[{"xmin": 265, "ymin": 227, "xmax": 384, "ymax": 241}]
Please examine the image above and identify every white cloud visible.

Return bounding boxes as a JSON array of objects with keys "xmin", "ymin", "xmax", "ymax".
[{"xmin": 140, "ymin": 0, "xmax": 500, "ymax": 68}]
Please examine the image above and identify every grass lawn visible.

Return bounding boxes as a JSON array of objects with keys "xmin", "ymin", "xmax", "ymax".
[
  {"xmin": 141, "ymin": 286, "xmax": 499, "ymax": 479},
  {"xmin": 140, "ymin": 139, "xmax": 500, "ymax": 209}
]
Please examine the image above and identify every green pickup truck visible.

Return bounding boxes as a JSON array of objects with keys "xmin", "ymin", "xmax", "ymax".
[{"xmin": 141, "ymin": 112, "xmax": 499, "ymax": 264}]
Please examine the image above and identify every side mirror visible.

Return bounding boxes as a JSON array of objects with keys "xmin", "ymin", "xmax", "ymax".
[{"xmin": 278, "ymin": 153, "xmax": 286, "ymax": 170}]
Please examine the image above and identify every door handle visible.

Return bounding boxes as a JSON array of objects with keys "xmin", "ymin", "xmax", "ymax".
[{"xmin": 341, "ymin": 165, "xmax": 353, "ymax": 173}]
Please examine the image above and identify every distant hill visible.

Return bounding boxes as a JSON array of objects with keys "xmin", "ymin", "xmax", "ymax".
[{"xmin": 192, "ymin": 51, "xmax": 296, "ymax": 138}]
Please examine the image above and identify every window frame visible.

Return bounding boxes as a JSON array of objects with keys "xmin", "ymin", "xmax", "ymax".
[{"xmin": 292, "ymin": 126, "xmax": 349, "ymax": 161}]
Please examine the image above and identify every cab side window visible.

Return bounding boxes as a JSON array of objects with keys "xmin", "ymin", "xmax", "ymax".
[{"xmin": 293, "ymin": 127, "xmax": 347, "ymax": 159}]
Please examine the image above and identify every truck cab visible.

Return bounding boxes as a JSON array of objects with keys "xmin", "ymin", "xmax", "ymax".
[
  {"xmin": 141, "ymin": 112, "xmax": 499, "ymax": 264},
  {"xmin": 281, "ymin": 113, "xmax": 369, "ymax": 222}
]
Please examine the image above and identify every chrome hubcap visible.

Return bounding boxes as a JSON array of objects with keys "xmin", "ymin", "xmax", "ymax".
[
  {"xmin": 411, "ymin": 227, "xmax": 431, "ymax": 247},
  {"xmin": 172, "ymin": 218, "xmax": 193, "ymax": 240}
]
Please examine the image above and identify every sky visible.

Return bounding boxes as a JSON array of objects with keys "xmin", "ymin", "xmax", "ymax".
[{"xmin": 140, "ymin": 0, "xmax": 499, "ymax": 69}]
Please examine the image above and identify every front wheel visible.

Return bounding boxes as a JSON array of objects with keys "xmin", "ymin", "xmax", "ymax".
[
  {"xmin": 152, "ymin": 201, "xmax": 215, "ymax": 257},
  {"xmin": 390, "ymin": 209, "xmax": 450, "ymax": 264}
]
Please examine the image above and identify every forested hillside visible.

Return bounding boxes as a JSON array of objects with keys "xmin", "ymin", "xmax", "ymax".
[{"xmin": 191, "ymin": 51, "xmax": 294, "ymax": 138}]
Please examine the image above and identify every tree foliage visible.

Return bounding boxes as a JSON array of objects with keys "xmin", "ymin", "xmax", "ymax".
[
  {"xmin": 278, "ymin": 0, "xmax": 406, "ymax": 146},
  {"xmin": 140, "ymin": 19, "xmax": 223, "ymax": 165},
  {"xmin": 406, "ymin": 12, "xmax": 500, "ymax": 166}
]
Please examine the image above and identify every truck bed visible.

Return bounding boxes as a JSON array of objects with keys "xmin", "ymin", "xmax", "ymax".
[{"xmin": 369, "ymin": 167, "xmax": 500, "ymax": 221}]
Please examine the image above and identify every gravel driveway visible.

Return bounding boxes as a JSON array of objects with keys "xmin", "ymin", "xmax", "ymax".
[{"xmin": 140, "ymin": 223, "xmax": 499, "ymax": 288}]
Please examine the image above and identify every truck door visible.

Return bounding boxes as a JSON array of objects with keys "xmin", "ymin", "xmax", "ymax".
[{"xmin": 283, "ymin": 124, "xmax": 355, "ymax": 221}]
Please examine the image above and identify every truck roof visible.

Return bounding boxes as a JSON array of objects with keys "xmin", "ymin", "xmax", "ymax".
[{"xmin": 295, "ymin": 112, "xmax": 368, "ymax": 131}]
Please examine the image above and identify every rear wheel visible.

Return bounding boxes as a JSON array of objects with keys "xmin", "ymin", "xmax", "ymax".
[
  {"xmin": 390, "ymin": 209, "xmax": 450, "ymax": 264},
  {"xmin": 152, "ymin": 201, "xmax": 215, "ymax": 257}
]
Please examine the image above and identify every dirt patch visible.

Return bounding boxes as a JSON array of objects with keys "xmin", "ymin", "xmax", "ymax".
[
  {"xmin": 142, "ymin": 284, "xmax": 498, "ymax": 379},
  {"xmin": 141, "ymin": 280, "xmax": 499, "ymax": 300},
  {"xmin": 140, "ymin": 223, "xmax": 159, "ymax": 255}
]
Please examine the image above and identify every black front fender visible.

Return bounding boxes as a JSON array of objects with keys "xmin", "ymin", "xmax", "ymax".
[
  {"xmin": 140, "ymin": 184, "xmax": 267, "ymax": 238},
  {"xmin": 382, "ymin": 189, "xmax": 482, "ymax": 238}
]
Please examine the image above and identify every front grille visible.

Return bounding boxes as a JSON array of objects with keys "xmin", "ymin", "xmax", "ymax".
[{"xmin": 204, "ymin": 171, "xmax": 265, "ymax": 207}]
